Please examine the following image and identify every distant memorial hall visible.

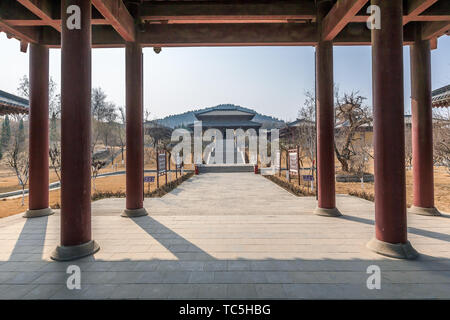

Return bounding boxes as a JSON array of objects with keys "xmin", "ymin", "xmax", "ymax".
[{"xmin": 188, "ymin": 104, "xmax": 262, "ymax": 165}]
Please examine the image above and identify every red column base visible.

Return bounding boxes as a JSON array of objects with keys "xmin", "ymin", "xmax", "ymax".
[
  {"xmin": 121, "ymin": 207, "xmax": 148, "ymax": 218},
  {"xmin": 408, "ymin": 205, "xmax": 441, "ymax": 216},
  {"xmin": 313, "ymin": 207, "xmax": 342, "ymax": 217},
  {"xmin": 366, "ymin": 237, "xmax": 419, "ymax": 260},
  {"xmin": 23, "ymin": 207, "xmax": 54, "ymax": 218},
  {"xmin": 51, "ymin": 240, "xmax": 100, "ymax": 261}
]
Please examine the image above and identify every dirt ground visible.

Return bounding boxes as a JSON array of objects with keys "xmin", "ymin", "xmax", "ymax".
[
  {"xmin": 0, "ymin": 170, "xmax": 188, "ymax": 218},
  {"xmin": 1, "ymin": 149, "xmax": 449, "ymax": 218},
  {"xmin": 334, "ymin": 167, "xmax": 450, "ymax": 213},
  {"xmin": 0, "ymin": 148, "xmax": 193, "ymax": 218}
]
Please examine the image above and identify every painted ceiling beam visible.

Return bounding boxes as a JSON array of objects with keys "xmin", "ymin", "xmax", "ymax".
[
  {"xmin": 16, "ymin": 0, "xmax": 61, "ymax": 31},
  {"xmin": 91, "ymin": 0, "xmax": 135, "ymax": 42},
  {"xmin": 321, "ymin": 0, "xmax": 368, "ymax": 41}
]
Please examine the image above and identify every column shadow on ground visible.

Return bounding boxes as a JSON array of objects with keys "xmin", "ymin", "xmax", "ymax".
[
  {"xmin": 130, "ymin": 215, "xmax": 216, "ymax": 261},
  {"xmin": 341, "ymin": 214, "xmax": 450, "ymax": 243}
]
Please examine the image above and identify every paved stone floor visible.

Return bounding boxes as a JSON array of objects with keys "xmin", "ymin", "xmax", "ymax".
[{"xmin": 0, "ymin": 172, "xmax": 449, "ymax": 299}]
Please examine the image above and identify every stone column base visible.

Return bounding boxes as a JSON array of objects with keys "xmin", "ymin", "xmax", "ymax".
[
  {"xmin": 23, "ymin": 207, "xmax": 54, "ymax": 218},
  {"xmin": 121, "ymin": 207, "xmax": 148, "ymax": 218},
  {"xmin": 313, "ymin": 207, "xmax": 342, "ymax": 217},
  {"xmin": 366, "ymin": 237, "xmax": 419, "ymax": 260},
  {"xmin": 408, "ymin": 205, "xmax": 441, "ymax": 216},
  {"xmin": 51, "ymin": 240, "xmax": 100, "ymax": 261}
]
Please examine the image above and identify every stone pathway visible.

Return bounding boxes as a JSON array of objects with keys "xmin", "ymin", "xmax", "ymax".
[{"xmin": 0, "ymin": 172, "xmax": 449, "ymax": 299}]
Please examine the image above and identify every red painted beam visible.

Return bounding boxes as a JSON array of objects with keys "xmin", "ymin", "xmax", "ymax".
[
  {"xmin": 4, "ymin": 18, "xmax": 108, "ymax": 26},
  {"xmin": 16, "ymin": 0, "xmax": 61, "ymax": 31},
  {"xmin": 91, "ymin": 0, "xmax": 135, "ymax": 42},
  {"xmin": 322, "ymin": 0, "xmax": 368, "ymax": 41},
  {"xmin": 422, "ymin": 21, "xmax": 450, "ymax": 39},
  {"xmin": 140, "ymin": 0, "xmax": 316, "ymax": 23},
  {"xmin": 404, "ymin": 0, "xmax": 438, "ymax": 24},
  {"xmin": 0, "ymin": 19, "xmax": 37, "ymax": 43}
]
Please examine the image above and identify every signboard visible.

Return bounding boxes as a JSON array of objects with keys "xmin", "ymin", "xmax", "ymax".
[
  {"xmin": 287, "ymin": 146, "xmax": 300, "ymax": 185},
  {"xmin": 303, "ymin": 175, "xmax": 314, "ymax": 182},
  {"xmin": 288, "ymin": 150, "xmax": 299, "ymax": 175},
  {"xmin": 157, "ymin": 153, "xmax": 167, "ymax": 176},
  {"xmin": 144, "ymin": 176, "xmax": 155, "ymax": 183},
  {"xmin": 156, "ymin": 150, "xmax": 168, "ymax": 188}
]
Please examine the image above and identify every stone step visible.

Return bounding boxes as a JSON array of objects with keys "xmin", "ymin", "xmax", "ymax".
[{"xmin": 198, "ymin": 164, "xmax": 254, "ymax": 173}]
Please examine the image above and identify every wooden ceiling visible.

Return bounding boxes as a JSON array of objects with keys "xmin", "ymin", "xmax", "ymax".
[{"xmin": 0, "ymin": 0, "xmax": 448, "ymax": 50}]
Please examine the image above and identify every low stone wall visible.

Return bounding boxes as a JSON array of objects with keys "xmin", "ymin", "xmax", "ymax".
[
  {"xmin": 336, "ymin": 173, "xmax": 374, "ymax": 183},
  {"xmin": 264, "ymin": 174, "xmax": 315, "ymax": 197}
]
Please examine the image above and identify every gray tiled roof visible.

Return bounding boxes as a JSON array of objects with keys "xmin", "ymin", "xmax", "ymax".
[
  {"xmin": 0, "ymin": 90, "xmax": 29, "ymax": 108},
  {"xmin": 195, "ymin": 104, "xmax": 256, "ymax": 116},
  {"xmin": 431, "ymin": 85, "xmax": 450, "ymax": 108},
  {"xmin": 188, "ymin": 120, "xmax": 262, "ymax": 128},
  {"xmin": 0, "ymin": 90, "xmax": 29, "ymax": 115}
]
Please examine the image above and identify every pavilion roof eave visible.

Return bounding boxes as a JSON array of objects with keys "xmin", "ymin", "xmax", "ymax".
[
  {"xmin": 1, "ymin": 0, "xmax": 449, "ymax": 48},
  {"xmin": 0, "ymin": 103, "xmax": 29, "ymax": 116}
]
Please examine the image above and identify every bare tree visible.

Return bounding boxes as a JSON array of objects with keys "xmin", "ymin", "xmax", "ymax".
[
  {"xmin": 18, "ymin": 75, "xmax": 60, "ymax": 118},
  {"xmin": 433, "ymin": 108, "xmax": 450, "ymax": 173},
  {"xmin": 405, "ymin": 126, "xmax": 413, "ymax": 170},
  {"xmin": 99, "ymin": 102, "xmax": 117, "ymax": 157},
  {"xmin": 91, "ymin": 160, "xmax": 106, "ymax": 192},
  {"xmin": 117, "ymin": 106, "xmax": 126, "ymax": 164},
  {"xmin": 17, "ymin": 75, "xmax": 29, "ymax": 98},
  {"xmin": 297, "ymin": 90, "xmax": 316, "ymax": 175},
  {"xmin": 91, "ymin": 87, "xmax": 108, "ymax": 121},
  {"xmin": 49, "ymin": 143, "xmax": 61, "ymax": 183},
  {"xmin": 5, "ymin": 137, "xmax": 29, "ymax": 205},
  {"xmin": 334, "ymin": 90, "xmax": 373, "ymax": 173},
  {"xmin": 351, "ymin": 137, "xmax": 373, "ymax": 189}
]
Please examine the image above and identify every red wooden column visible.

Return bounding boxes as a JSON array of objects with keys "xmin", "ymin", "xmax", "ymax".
[
  {"xmin": 409, "ymin": 24, "xmax": 441, "ymax": 216},
  {"xmin": 366, "ymin": 0, "xmax": 418, "ymax": 259},
  {"xmin": 122, "ymin": 42, "xmax": 148, "ymax": 217},
  {"xmin": 51, "ymin": 0, "xmax": 99, "ymax": 261},
  {"xmin": 314, "ymin": 0, "xmax": 341, "ymax": 217},
  {"xmin": 25, "ymin": 44, "xmax": 54, "ymax": 218}
]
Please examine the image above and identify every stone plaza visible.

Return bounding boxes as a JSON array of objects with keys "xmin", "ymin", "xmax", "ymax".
[{"xmin": 0, "ymin": 172, "xmax": 449, "ymax": 299}]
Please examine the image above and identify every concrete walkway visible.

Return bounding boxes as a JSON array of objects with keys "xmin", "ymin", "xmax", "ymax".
[{"xmin": 0, "ymin": 172, "xmax": 449, "ymax": 299}]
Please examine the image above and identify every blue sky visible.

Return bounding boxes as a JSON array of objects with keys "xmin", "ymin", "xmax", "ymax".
[{"xmin": 0, "ymin": 33, "xmax": 449, "ymax": 122}]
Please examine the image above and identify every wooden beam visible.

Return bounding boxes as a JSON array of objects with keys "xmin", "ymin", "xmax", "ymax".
[
  {"xmin": 139, "ymin": 0, "xmax": 316, "ymax": 23},
  {"xmin": 91, "ymin": 0, "xmax": 135, "ymax": 42},
  {"xmin": 322, "ymin": 0, "xmax": 368, "ymax": 41},
  {"xmin": 3, "ymin": 18, "xmax": 108, "ymax": 26},
  {"xmin": 416, "ymin": 0, "xmax": 450, "ymax": 21},
  {"xmin": 422, "ymin": 21, "xmax": 450, "ymax": 39},
  {"xmin": 16, "ymin": 0, "xmax": 61, "ymax": 31},
  {"xmin": 40, "ymin": 21, "xmax": 417, "ymax": 48},
  {"xmin": 42, "ymin": 25, "xmax": 126, "ymax": 48},
  {"xmin": 404, "ymin": 0, "xmax": 439, "ymax": 24},
  {"xmin": 407, "ymin": 0, "xmax": 439, "ymax": 16},
  {"xmin": 137, "ymin": 23, "xmax": 317, "ymax": 47},
  {"xmin": 0, "ymin": 19, "xmax": 38, "ymax": 43}
]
